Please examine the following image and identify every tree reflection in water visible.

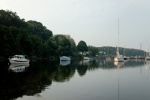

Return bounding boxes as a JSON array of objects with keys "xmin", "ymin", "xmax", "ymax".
[{"xmin": 0, "ymin": 59, "xmax": 145, "ymax": 100}]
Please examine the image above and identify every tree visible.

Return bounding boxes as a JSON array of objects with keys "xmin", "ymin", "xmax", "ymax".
[
  {"xmin": 27, "ymin": 20, "xmax": 52, "ymax": 40},
  {"xmin": 88, "ymin": 46, "xmax": 99, "ymax": 56},
  {"xmin": 63, "ymin": 35, "xmax": 77, "ymax": 54},
  {"xmin": 77, "ymin": 40, "xmax": 88, "ymax": 54},
  {"xmin": 0, "ymin": 10, "xmax": 27, "ymax": 28},
  {"xmin": 52, "ymin": 35, "xmax": 72, "ymax": 56},
  {"xmin": 0, "ymin": 10, "xmax": 53, "ymax": 57},
  {"xmin": 47, "ymin": 37, "xmax": 58, "ymax": 56}
]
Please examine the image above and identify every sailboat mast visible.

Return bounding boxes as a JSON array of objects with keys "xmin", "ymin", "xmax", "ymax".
[{"xmin": 117, "ymin": 19, "xmax": 119, "ymax": 53}]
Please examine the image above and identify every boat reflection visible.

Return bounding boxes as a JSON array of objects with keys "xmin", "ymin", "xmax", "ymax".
[
  {"xmin": 60, "ymin": 60, "xmax": 71, "ymax": 66},
  {"xmin": 114, "ymin": 62, "xmax": 124, "ymax": 68},
  {"xmin": 8, "ymin": 64, "xmax": 29, "ymax": 73},
  {"xmin": 83, "ymin": 59, "xmax": 91, "ymax": 63},
  {"xmin": 80, "ymin": 59, "xmax": 91, "ymax": 65}
]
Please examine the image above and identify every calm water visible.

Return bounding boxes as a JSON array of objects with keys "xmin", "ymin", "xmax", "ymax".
[{"xmin": 0, "ymin": 59, "xmax": 150, "ymax": 100}]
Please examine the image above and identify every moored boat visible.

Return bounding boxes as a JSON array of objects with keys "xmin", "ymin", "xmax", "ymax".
[
  {"xmin": 114, "ymin": 19, "xmax": 124, "ymax": 62},
  {"xmin": 114, "ymin": 52, "xmax": 124, "ymax": 62},
  {"xmin": 60, "ymin": 56, "xmax": 71, "ymax": 61},
  {"xmin": 9, "ymin": 55, "xmax": 30, "ymax": 64},
  {"xmin": 83, "ymin": 57, "xmax": 91, "ymax": 60}
]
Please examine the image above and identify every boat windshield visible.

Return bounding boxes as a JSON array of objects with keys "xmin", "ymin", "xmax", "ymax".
[{"xmin": 14, "ymin": 55, "xmax": 25, "ymax": 59}]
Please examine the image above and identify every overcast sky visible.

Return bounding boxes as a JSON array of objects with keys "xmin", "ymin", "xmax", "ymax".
[{"xmin": 1, "ymin": 0, "xmax": 150, "ymax": 50}]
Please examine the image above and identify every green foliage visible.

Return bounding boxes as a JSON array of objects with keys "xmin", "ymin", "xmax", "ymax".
[
  {"xmin": 64, "ymin": 35, "xmax": 77, "ymax": 53},
  {"xmin": 0, "ymin": 10, "xmax": 27, "ymax": 28},
  {"xmin": 0, "ymin": 10, "xmax": 53, "ymax": 57},
  {"xmin": 27, "ymin": 20, "xmax": 52, "ymax": 40},
  {"xmin": 88, "ymin": 46, "xmax": 99, "ymax": 56},
  {"xmin": 77, "ymin": 40, "xmax": 88, "ymax": 54},
  {"xmin": 52, "ymin": 35, "xmax": 72, "ymax": 56},
  {"xmin": 46, "ymin": 34, "xmax": 78, "ymax": 57}
]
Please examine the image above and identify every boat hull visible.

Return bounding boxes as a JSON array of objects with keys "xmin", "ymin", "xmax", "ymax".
[
  {"xmin": 9, "ymin": 55, "xmax": 30, "ymax": 64},
  {"xmin": 83, "ymin": 57, "xmax": 91, "ymax": 60},
  {"xmin": 60, "ymin": 56, "xmax": 71, "ymax": 61},
  {"xmin": 114, "ymin": 57, "xmax": 124, "ymax": 62},
  {"xmin": 9, "ymin": 59, "xmax": 30, "ymax": 64}
]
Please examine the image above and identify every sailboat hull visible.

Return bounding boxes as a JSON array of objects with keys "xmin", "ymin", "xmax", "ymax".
[{"xmin": 114, "ymin": 57, "xmax": 124, "ymax": 62}]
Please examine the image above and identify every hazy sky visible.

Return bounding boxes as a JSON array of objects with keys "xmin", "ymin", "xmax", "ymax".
[{"xmin": 1, "ymin": 0, "xmax": 150, "ymax": 50}]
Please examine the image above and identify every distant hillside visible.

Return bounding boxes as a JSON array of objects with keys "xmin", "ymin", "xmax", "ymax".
[{"xmin": 99, "ymin": 46, "xmax": 145, "ymax": 56}]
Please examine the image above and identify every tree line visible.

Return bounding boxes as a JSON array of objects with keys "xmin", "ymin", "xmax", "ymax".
[
  {"xmin": 0, "ymin": 10, "xmax": 94, "ymax": 58},
  {"xmin": 99, "ymin": 46, "xmax": 145, "ymax": 57},
  {"xmin": 0, "ymin": 10, "xmax": 146, "ymax": 59}
]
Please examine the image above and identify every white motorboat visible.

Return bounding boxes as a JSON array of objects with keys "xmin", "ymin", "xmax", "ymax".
[
  {"xmin": 9, "ymin": 55, "xmax": 30, "ymax": 64},
  {"xmin": 60, "ymin": 56, "xmax": 71, "ymax": 61},
  {"xmin": 83, "ymin": 57, "xmax": 91, "ymax": 60}
]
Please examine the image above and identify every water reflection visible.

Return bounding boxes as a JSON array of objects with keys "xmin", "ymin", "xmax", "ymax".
[
  {"xmin": 8, "ymin": 64, "xmax": 29, "ymax": 73},
  {"xmin": 60, "ymin": 60, "xmax": 71, "ymax": 66},
  {"xmin": 0, "ymin": 61, "xmax": 53, "ymax": 100},
  {"xmin": 116, "ymin": 62, "xmax": 121, "ymax": 100},
  {"xmin": 114, "ymin": 62, "xmax": 124, "ymax": 68},
  {"xmin": 0, "ymin": 59, "xmax": 148, "ymax": 100}
]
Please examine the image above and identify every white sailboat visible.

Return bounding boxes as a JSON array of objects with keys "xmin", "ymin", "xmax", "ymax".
[{"xmin": 114, "ymin": 19, "xmax": 124, "ymax": 62}]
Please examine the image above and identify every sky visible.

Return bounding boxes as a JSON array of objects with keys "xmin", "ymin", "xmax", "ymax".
[{"xmin": 1, "ymin": 0, "xmax": 150, "ymax": 50}]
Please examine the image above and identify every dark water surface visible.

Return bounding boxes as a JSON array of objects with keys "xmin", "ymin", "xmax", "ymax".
[{"xmin": 0, "ymin": 59, "xmax": 150, "ymax": 100}]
